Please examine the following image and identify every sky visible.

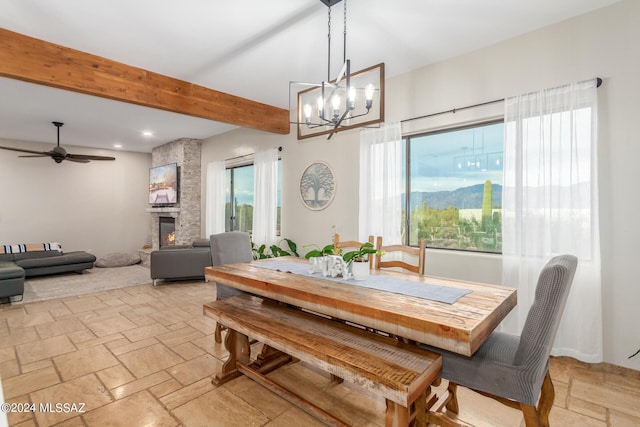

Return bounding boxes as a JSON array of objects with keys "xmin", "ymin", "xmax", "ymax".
[
  {"xmin": 226, "ymin": 162, "xmax": 282, "ymax": 206},
  {"xmin": 407, "ymin": 122, "xmax": 504, "ymax": 192}
]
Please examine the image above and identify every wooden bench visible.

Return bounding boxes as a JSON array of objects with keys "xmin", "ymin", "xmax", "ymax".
[{"xmin": 203, "ymin": 294, "xmax": 442, "ymax": 427}]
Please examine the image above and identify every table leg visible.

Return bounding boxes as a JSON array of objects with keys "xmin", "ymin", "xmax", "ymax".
[
  {"xmin": 249, "ymin": 344, "xmax": 294, "ymax": 374},
  {"xmin": 212, "ymin": 327, "xmax": 249, "ymax": 385}
]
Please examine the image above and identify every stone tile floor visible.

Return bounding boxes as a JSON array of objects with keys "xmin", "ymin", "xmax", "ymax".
[{"xmin": 0, "ymin": 281, "xmax": 639, "ymax": 426}]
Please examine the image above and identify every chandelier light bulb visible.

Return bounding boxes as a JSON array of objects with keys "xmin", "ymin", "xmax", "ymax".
[
  {"xmin": 332, "ymin": 94, "xmax": 341, "ymax": 117},
  {"xmin": 365, "ymin": 84, "xmax": 375, "ymax": 100},
  {"xmin": 316, "ymin": 96, "xmax": 324, "ymax": 115},
  {"xmin": 365, "ymin": 83, "xmax": 375, "ymax": 109},
  {"xmin": 348, "ymin": 86, "xmax": 356, "ymax": 110},
  {"xmin": 303, "ymin": 104, "xmax": 313, "ymax": 124}
]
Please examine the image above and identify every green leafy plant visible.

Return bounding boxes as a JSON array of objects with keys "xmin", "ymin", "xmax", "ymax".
[
  {"xmin": 342, "ymin": 242, "xmax": 378, "ymax": 264},
  {"xmin": 252, "ymin": 238, "xmax": 299, "ymax": 260},
  {"xmin": 303, "ymin": 243, "xmax": 336, "ymax": 259}
]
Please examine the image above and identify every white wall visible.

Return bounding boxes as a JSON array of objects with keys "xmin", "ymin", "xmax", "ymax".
[
  {"xmin": 200, "ymin": 0, "xmax": 640, "ymax": 369},
  {"xmin": 0, "ymin": 139, "xmax": 151, "ymax": 258}
]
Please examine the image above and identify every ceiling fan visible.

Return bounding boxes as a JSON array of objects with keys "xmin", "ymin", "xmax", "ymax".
[{"xmin": 0, "ymin": 122, "xmax": 116, "ymax": 163}]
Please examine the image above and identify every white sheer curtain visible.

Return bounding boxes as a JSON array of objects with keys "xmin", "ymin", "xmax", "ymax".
[
  {"xmin": 359, "ymin": 122, "xmax": 403, "ymax": 244},
  {"xmin": 205, "ymin": 160, "xmax": 226, "ymax": 237},
  {"xmin": 502, "ymin": 79, "xmax": 602, "ymax": 362},
  {"xmin": 252, "ymin": 147, "xmax": 278, "ymax": 247}
]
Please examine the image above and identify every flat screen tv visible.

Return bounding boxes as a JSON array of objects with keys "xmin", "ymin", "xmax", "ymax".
[{"xmin": 149, "ymin": 162, "xmax": 179, "ymax": 205}]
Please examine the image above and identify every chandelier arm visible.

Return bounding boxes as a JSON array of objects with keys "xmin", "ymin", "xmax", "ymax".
[
  {"xmin": 289, "ymin": 116, "xmax": 335, "ymax": 127},
  {"xmin": 342, "ymin": 109, "xmax": 371, "ymax": 121},
  {"xmin": 305, "ymin": 122, "xmax": 330, "ymax": 129},
  {"xmin": 327, "ymin": 6, "xmax": 331, "ymax": 82},
  {"xmin": 343, "ymin": 0, "xmax": 347, "ymax": 64}
]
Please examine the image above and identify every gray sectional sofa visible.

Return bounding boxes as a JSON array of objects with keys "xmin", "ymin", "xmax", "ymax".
[
  {"xmin": 0, "ymin": 249, "xmax": 96, "ymax": 301},
  {"xmin": 150, "ymin": 238, "xmax": 212, "ymax": 286}
]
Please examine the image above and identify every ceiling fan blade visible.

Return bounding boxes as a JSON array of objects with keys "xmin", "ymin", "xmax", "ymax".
[
  {"xmin": 18, "ymin": 154, "xmax": 51, "ymax": 158},
  {"xmin": 65, "ymin": 157, "xmax": 91, "ymax": 163},
  {"xmin": 67, "ymin": 153, "xmax": 116, "ymax": 161},
  {"xmin": 0, "ymin": 145, "xmax": 49, "ymax": 156}
]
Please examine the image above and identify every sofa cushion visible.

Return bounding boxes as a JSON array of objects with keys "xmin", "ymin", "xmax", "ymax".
[
  {"xmin": 0, "ymin": 262, "xmax": 25, "ymax": 280},
  {"xmin": 11, "ymin": 250, "xmax": 61, "ymax": 261},
  {"xmin": 1, "ymin": 242, "xmax": 62, "ymax": 254},
  {"xmin": 15, "ymin": 251, "xmax": 96, "ymax": 269},
  {"xmin": 161, "ymin": 245, "xmax": 190, "ymax": 250},
  {"xmin": 192, "ymin": 239, "xmax": 210, "ymax": 247},
  {"xmin": 95, "ymin": 253, "xmax": 141, "ymax": 268}
]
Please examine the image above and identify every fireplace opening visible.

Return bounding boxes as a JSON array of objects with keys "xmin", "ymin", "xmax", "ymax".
[{"xmin": 159, "ymin": 217, "xmax": 176, "ymax": 247}]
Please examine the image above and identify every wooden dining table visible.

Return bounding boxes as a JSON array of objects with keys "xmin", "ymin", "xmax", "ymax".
[{"xmin": 204, "ymin": 257, "xmax": 516, "ymax": 357}]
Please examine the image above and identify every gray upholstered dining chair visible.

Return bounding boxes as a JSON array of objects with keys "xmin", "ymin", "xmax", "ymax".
[
  {"xmin": 209, "ymin": 231, "xmax": 254, "ymax": 343},
  {"xmin": 424, "ymin": 254, "xmax": 578, "ymax": 427}
]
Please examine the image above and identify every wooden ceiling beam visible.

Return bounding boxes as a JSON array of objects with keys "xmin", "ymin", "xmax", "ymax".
[{"xmin": 0, "ymin": 28, "xmax": 290, "ymax": 135}]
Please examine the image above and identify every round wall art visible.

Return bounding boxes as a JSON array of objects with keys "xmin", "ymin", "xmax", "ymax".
[{"xmin": 299, "ymin": 161, "xmax": 335, "ymax": 210}]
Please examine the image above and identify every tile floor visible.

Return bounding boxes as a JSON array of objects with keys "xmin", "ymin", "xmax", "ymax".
[{"xmin": 1, "ymin": 281, "xmax": 639, "ymax": 426}]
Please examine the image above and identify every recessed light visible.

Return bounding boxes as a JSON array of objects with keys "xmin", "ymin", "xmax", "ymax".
[
  {"xmin": 113, "ymin": 143, "xmax": 123, "ymax": 149},
  {"xmin": 142, "ymin": 131, "xmax": 153, "ymax": 137}
]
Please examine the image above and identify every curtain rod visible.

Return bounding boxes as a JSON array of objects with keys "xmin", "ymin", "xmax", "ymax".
[
  {"xmin": 401, "ymin": 77, "xmax": 602, "ymax": 125},
  {"xmin": 225, "ymin": 146, "xmax": 282, "ymax": 162}
]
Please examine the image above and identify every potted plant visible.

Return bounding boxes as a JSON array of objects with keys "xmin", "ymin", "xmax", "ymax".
[
  {"xmin": 304, "ymin": 243, "xmax": 336, "ymax": 259},
  {"xmin": 342, "ymin": 242, "xmax": 378, "ymax": 280}
]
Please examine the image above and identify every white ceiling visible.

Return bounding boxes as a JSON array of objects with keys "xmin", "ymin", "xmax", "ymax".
[{"xmin": 0, "ymin": 0, "xmax": 621, "ymax": 153}]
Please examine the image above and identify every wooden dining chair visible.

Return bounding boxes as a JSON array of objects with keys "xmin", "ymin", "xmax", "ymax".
[
  {"xmin": 333, "ymin": 233, "xmax": 375, "ymax": 267},
  {"xmin": 374, "ymin": 236, "xmax": 426, "ymax": 275},
  {"xmin": 425, "ymin": 255, "xmax": 578, "ymax": 427}
]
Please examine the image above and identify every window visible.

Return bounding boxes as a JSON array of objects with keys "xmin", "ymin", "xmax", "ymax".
[
  {"xmin": 403, "ymin": 120, "xmax": 503, "ymax": 253},
  {"xmin": 225, "ymin": 160, "xmax": 282, "ymax": 234}
]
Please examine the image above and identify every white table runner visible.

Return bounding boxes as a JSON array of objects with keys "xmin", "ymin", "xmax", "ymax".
[{"xmin": 254, "ymin": 260, "xmax": 471, "ymax": 304}]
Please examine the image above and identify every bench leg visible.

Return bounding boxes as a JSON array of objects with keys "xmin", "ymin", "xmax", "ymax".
[
  {"xmin": 385, "ymin": 390, "xmax": 428, "ymax": 427},
  {"xmin": 214, "ymin": 323, "xmax": 225, "ymax": 343},
  {"xmin": 385, "ymin": 400, "xmax": 411, "ymax": 427},
  {"xmin": 413, "ymin": 391, "xmax": 428, "ymax": 426},
  {"xmin": 212, "ymin": 328, "xmax": 249, "ymax": 386}
]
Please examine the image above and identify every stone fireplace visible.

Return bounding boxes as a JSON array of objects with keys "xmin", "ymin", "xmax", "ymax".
[{"xmin": 146, "ymin": 138, "xmax": 202, "ymax": 252}]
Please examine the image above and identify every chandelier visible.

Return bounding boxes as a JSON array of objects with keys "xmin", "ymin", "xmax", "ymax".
[{"xmin": 290, "ymin": 0, "xmax": 384, "ymax": 140}]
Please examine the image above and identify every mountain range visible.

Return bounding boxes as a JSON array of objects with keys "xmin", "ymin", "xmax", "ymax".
[{"xmin": 403, "ymin": 183, "xmax": 502, "ymax": 210}]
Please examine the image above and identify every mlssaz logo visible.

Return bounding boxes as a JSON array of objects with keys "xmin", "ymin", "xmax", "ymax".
[{"xmin": 39, "ymin": 403, "xmax": 86, "ymax": 413}]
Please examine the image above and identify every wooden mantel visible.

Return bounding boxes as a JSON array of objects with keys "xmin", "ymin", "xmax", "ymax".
[{"xmin": 0, "ymin": 28, "xmax": 290, "ymax": 135}]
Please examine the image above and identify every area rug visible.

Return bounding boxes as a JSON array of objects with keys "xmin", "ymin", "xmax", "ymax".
[{"xmin": 20, "ymin": 264, "xmax": 152, "ymax": 304}]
